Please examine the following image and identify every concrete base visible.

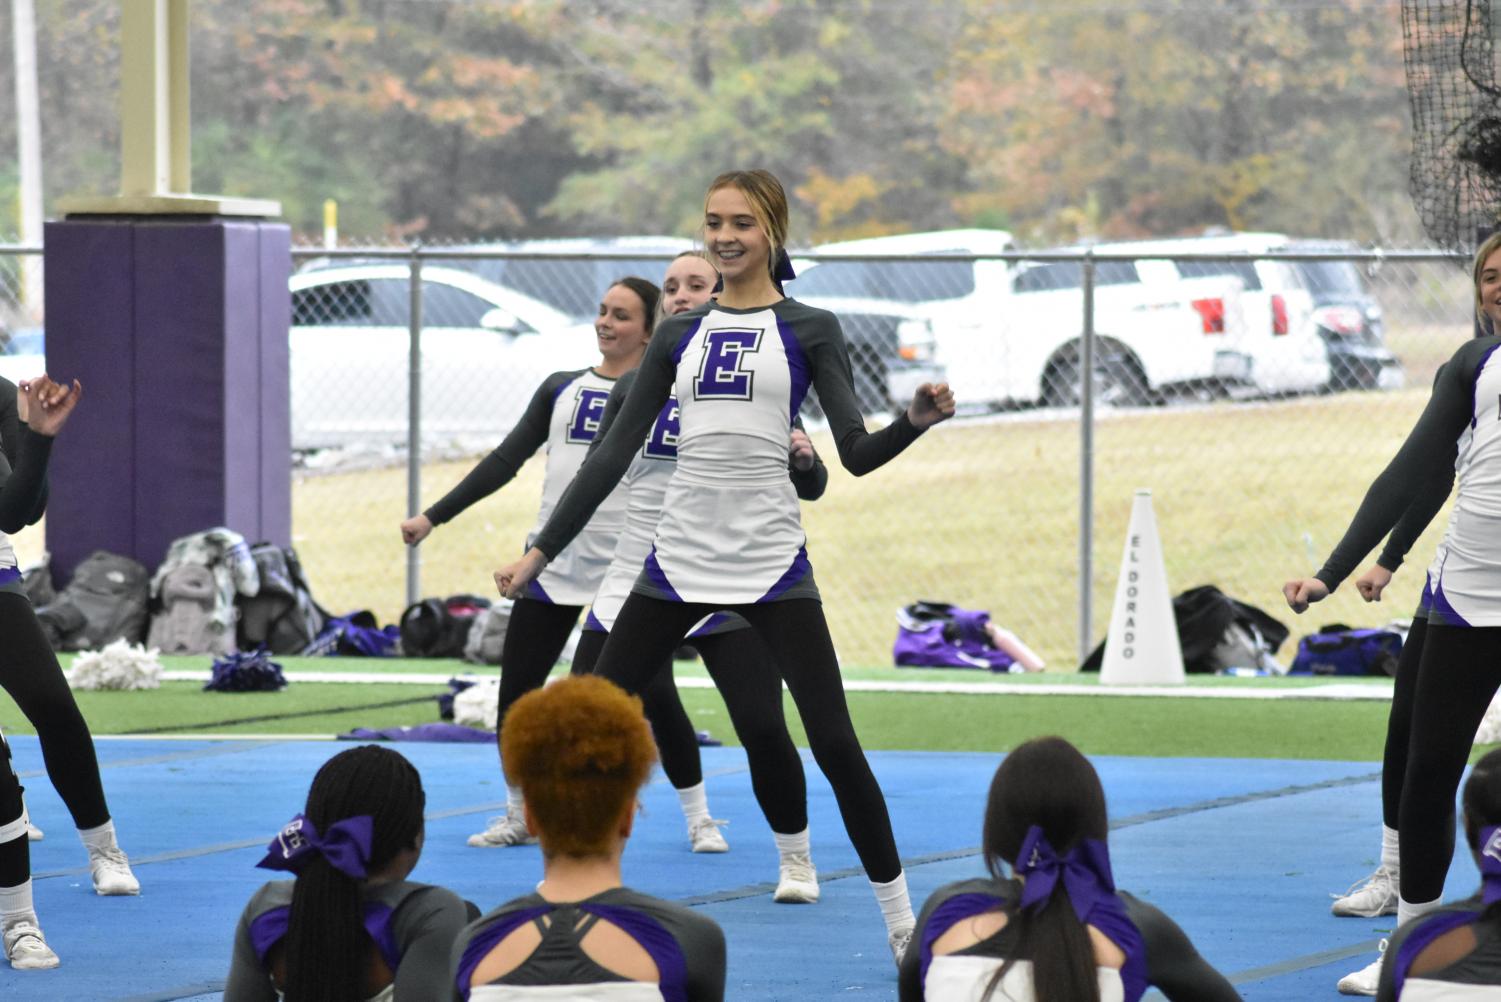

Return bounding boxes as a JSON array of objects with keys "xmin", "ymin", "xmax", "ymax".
[{"xmin": 42, "ymin": 216, "xmax": 291, "ymax": 581}]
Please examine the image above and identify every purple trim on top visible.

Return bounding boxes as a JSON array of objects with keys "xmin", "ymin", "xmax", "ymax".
[
  {"xmin": 775, "ymin": 316, "xmax": 812, "ymax": 422},
  {"xmin": 551, "ymin": 373, "xmax": 582, "ymax": 406},
  {"xmin": 1472, "ymin": 344, "xmax": 1501, "ymax": 429},
  {"xmin": 643, "ymin": 547, "xmax": 684, "ymax": 602},
  {"xmin": 580, "ymin": 902, "xmax": 689, "ymax": 1002},
  {"xmin": 1391, "ymin": 909, "xmax": 1480, "ymax": 999},
  {"xmin": 0, "ymin": 567, "xmax": 19, "ymax": 586},
  {"xmin": 455, "ymin": 905, "xmax": 552, "ymax": 1000},
  {"xmin": 1419, "ymin": 576, "xmax": 1435, "ymax": 619},
  {"xmin": 584, "ymin": 610, "xmax": 608, "ymax": 632},
  {"xmin": 1429, "ymin": 577, "xmax": 1472, "ymax": 627},
  {"xmin": 688, "ymin": 612, "xmax": 732, "ymax": 638},
  {"xmin": 919, "ymin": 892, "xmax": 1005, "ymax": 984},
  {"xmin": 249, "ymin": 901, "xmax": 402, "ymax": 974},
  {"xmin": 758, "ymin": 546, "xmax": 811, "ymax": 603},
  {"xmin": 525, "ymin": 577, "xmax": 554, "ymax": 604},
  {"xmin": 670, "ymin": 318, "xmax": 706, "ymax": 367}
]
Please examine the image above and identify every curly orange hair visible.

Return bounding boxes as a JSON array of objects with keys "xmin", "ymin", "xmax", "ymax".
[{"xmin": 500, "ymin": 675, "xmax": 658, "ymax": 858}]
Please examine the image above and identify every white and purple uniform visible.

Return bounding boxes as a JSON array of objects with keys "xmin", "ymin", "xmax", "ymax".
[
  {"xmin": 581, "ymin": 367, "xmax": 826, "ymax": 636},
  {"xmin": 1318, "ymin": 337, "xmax": 1501, "ymax": 625},
  {"xmin": 534, "ymin": 300, "xmax": 920, "ymax": 603},
  {"xmin": 897, "ymin": 876, "xmax": 1240, "ymax": 1002},
  {"xmin": 425, "ymin": 368, "xmax": 629, "ymax": 607},
  {"xmin": 1379, "ymin": 895, "xmax": 1501, "ymax": 1000},
  {"xmin": 225, "ymin": 879, "xmax": 472, "ymax": 1002},
  {"xmin": 450, "ymin": 887, "xmax": 726, "ymax": 1001}
]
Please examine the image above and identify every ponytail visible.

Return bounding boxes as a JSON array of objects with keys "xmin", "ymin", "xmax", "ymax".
[{"xmin": 983, "ymin": 889, "xmax": 1099, "ymax": 1002}]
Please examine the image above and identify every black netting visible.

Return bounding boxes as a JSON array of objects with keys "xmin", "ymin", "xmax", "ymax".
[{"xmin": 1405, "ymin": 0, "xmax": 1501, "ymax": 247}]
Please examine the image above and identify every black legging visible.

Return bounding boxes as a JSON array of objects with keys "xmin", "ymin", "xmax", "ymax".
[
  {"xmin": 597, "ymin": 593, "xmax": 900, "ymax": 882},
  {"xmin": 1398, "ymin": 622, "xmax": 1501, "ymax": 903},
  {"xmin": 497, "ymin": 597, "xmax": 703, "ymax": 790},
  {"xmin": 0, "ymin": 590, "xmax": 112, "ymax": 886}
]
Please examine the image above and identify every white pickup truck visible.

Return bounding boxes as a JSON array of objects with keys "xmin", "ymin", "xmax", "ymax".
[{"xmin": 793, "ymin": 230, "xmax": 1254, "ymax": 411}]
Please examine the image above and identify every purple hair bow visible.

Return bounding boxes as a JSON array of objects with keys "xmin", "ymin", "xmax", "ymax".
[
  {"xmin": 772, "ymin": 248, "xmax": 797, "ymax": 292},
  {"xmin": 1015, "ymin": 824, "xmax": 1118, "ymax": 922},
  {"xmin": 256, "ymin": 814, "xmax": 374, "ymax": 880},
  {"xmin": 1480, "ymin": 825, "xmax": 1501, "ymax": 904}
]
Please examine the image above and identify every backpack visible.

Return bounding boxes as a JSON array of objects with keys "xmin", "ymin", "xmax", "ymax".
[
  {"xmin": 463, "ymin": 600, "xmax": 512, "ymax": 665},
  {"xmin": 304, "ymin": 610, "xmax": 401, "ymax": 658},
  {"xmin": 147, "ymin": 564, "xmax": 230, "ymax": 654},
  {"xmin": 236, "ymin": 543, "xmax": 326, "ymax": 655},
  {"xmin": 1080, "ymin": 584, "xmax": 1290, "ymax": 673},
  {"xmin": 400, "ymin": 594, "xmax": 490, "ymax": 658},
  {"xmin": 1288, "ymin": 625, "xmax": 1402, "ymax": 677},
  {"xmin": 35, "ymin": 551, "xmax": 150, "ymax": 651},
  {"xmin": 892, "ymin": 601, "xmax": 1016, "ymax": 671},
  {"xmin": 19, "ymin": 554, "xmax": 53, "ymax": 607}
]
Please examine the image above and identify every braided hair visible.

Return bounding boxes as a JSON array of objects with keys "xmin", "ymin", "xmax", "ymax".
[{"xmin": 281, "ymin": 745, "xmax": 425, "ymax": 1002}]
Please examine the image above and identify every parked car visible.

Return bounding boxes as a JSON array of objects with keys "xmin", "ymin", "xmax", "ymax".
[
  {"xmin": 1094, "ymin": 233, "xmax": 1334, "ymax": 397},
  {"xmin": 0, "ymin": 266, "xmax": 598, "ymax": 451},
  {"xmin": 1283, "ymin": 239, "xmax": 1402, "ymax": 392},
  {"xmin": 796, "ymin": 229, "xmax": 1253, "ymax": 412}
]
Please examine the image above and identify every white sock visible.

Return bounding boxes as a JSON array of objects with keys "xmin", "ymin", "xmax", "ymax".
[
  {"xmin": 870, "ymin": 871, "xmax": 915, "ymax": 934},
  {"xmin": 0, "ymin": 880, "xmax": 35, "ymax": 927},
  {"xmin": 506, "ymin": 786, "xmax": 526, "ymax": 816},
  {"xmin": 1380, "ymin": 825, "xmax": 1399, "ymax": 871},
  {"xmin": 675, "ymin": 782, "xmax": 711, "ymax": 828},
  {"xmin": 77, "ymin": 819, "xmax": 117, "ymax": 854},
  {"xmin": 773, "ymin": 828, "xmax": 811, "ymax": 861},
  {"xmin": 1397, "ymin": 894, "xmax": 1442, "ymax": 927}
]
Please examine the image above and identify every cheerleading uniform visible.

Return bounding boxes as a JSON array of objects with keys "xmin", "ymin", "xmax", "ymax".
[
  {"xmin": 897, "ymin": 876, "xmax": 1240, "ymax": 1002},
  {"xmin": 1315, "ymin": 336, "xmax": 1501, "ymax": 904},
  {"xmin": 0, "ymin": 390, "xmax": 112, "ymax": 887},
  {"xmin": 225, "ymin": 878, "xmax": 472, "ymax": 1002},
  {"xmin": 451, "ymin": 887, "xmax": 725, "ymax": 1002},
  {"xmin": 530, "ymin": 298, "xmax": 927, "ymax": 885},
  {"xmin": 1379, "ymin": 894, "xmax": 1501, "ymax": 1000}
]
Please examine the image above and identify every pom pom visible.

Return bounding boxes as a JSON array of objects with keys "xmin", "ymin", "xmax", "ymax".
[
  {"xmin": 205, "ymin": 649, "xmax": 288, "ymax": 692},
  {"xmin": 67, "ymin": 640, "xmax": 163, "ymax": 691},
  {"xmin": 452, "ymin": 677, "xmax": 499, "ymax": 731}
]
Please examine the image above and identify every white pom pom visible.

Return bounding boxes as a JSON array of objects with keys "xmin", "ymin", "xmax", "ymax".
[
  {"xmin": 453, "ymin": 678, "xmax": 500, "ymax": 732},
  {"xmin": 67, "ymin": 640, "xmax": 164, "ymax": 691}
]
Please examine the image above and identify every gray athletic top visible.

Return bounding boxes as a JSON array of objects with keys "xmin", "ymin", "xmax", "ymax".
[
  {"xmin": 1316, "ymin": 337, "xmax": 1501, "ymax": 625},
  {"xmin": 424, "ymin": 367, "xmax": 629, "ymax": 606},
  {"xmin": 450, "ymin": 886, "xmax": 726, "ymax": 1001},
  {"xmin": 225, "ymin": 878, "xmax": 472, "ymax": 1002},
  {"xmin": 533, "ymin": 298, "xmax": 921, "ymax": 606},
  {"xmin": 582, "ymin": 366, "xmax": 827, "ymax": 634},
  {"xmin": 1378, "ymin": 894, "xmax": 1501, "ymax": 1000},
  {"xmin": 898, "ymin": 876, "xmax": 1240, "ymax": 1002}
]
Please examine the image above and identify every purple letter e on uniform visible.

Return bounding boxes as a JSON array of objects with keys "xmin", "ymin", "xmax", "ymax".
[
  {"xmin": 567, "ymin": 387, "xmax": 612, "ymax": 444},
  {"xmin": 694, "ymin": 328, "xmax": 763, "ymax": 400}
]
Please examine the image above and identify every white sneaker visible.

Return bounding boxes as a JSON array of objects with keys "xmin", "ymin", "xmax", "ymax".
[
  {"xmin": 1331, "ymin": 865, "xmax": 1399, "ymax": 917},
  {"xmin": 3, "ymin": 921, "xmax": 59, "ymax": 970},
  {"xmin": 889, "ymin": 925, "xmax": 914, "ymax": 968},
  {"xmin": 466, "ymin": 810, "xmax": 536, "ymax": 848},
  {"xmin": 688, "ymin": 817, "xmax": 729, "ymax": 853},
  {"xmin": 773, "ymin": 853, "xmax": 820, "ymax": 903},
  {"xmin": 1336, "ymin": 940, "xmax": 1387, "ymax": 996},
  {"xmin": 88, "ymin": 846, "xmax": 140, "ymax": 896}
]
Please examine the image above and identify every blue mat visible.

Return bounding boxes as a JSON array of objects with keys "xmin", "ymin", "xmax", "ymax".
[{"xmin": 0, "ymin": 739, "xmax": 1474, "ymax": 1000}]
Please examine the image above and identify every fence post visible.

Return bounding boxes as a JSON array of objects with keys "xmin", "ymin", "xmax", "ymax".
[
  {"xmin": 405, "ymin": 245, "xmax": 423, "ymax": 608},
  {"xmin": 1078, "ymin": 251, "xmax": 1096, "ymax": 666}
]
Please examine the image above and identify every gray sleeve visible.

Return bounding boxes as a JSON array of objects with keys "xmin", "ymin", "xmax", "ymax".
[
  {"xmin": 1315, "ymin": 342, "xmax": 1486, "ymax": 591},
  {"xmin": 0, "ymin": 429, "xmax": 52, "ymax": 534},
  {"xmin": 391, "ymin": 886, "xmax": 474, "ymax": 1002},
  {"xmin": 423, "ymin": 370, "xmax": 579, "ymax": 526},
  {"xmin": 788, "ymin": 414, "xmax": 828, "ymax": 501},
  {"xmin": 801, "ymin": 310, "xmax": 925, "ymax": 476},
  {"xmin": 1376, "ymin": 367, "xmax": 1456, "ymax": 572},
  {"xmin": 1128, "ymin": 896, "xmax": 1242, "ymax": 1002},
  {"xmin": 587, "ymin": 368, "xmax": 637, "ymax": 460},
  {"xmin": 532, "ymin": 322, "xmax": 683, "ymax": 558},
  {"xmin": 679, "ymin": 910, "xmax": 727, "ymax": 1002},
  {"xmin": 223, "ymin": 901, "xmax": 279, "ymax": 1002}
]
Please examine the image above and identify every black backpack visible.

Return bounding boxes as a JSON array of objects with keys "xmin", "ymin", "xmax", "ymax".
[
  {"xmin": 1081, "ymin": 584, "xmax": 1290, "ymax": 673},
  {"xmin": 236, "ymin": 543, "xmax": 326, "ymax": 655},
  {"xmin": 35, "ymin": 551, "xmax": 150, "ymax": 651},
  {"xmin": 400, "ymin": 594, "xmax": 491, "ymax": 658}
]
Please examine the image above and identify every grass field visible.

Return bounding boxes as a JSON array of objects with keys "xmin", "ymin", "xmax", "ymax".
[{"xmin": 0, "ymin": 654, "xmax": 1411, "ymax": 762}]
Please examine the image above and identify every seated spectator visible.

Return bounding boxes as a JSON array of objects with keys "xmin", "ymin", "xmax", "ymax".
[
  {"xmin": 1378, "ymin": 746, "xmax": 1501, "ymax": 1000},
  {"xmin": 451, "ymin": 675, "xmax": 726, "ymax": 1000},
  {"xmin": 225, "ymin": 745, "xmax": 472, "ymax": 1002},
  {"xmin": 898, "ymin": 736, "xmax": 1240, "ymax": 1002}
]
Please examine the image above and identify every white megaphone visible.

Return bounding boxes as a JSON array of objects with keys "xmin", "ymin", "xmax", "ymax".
[{"xmin": 1100, "ymin": 490, "xmax": 1185, "ymax": 685}]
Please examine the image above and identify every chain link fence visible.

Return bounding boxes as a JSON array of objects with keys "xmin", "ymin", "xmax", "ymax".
[{"xmin": 2, "ymin": 242, "xmax": 1479, "ymax": 670}]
